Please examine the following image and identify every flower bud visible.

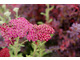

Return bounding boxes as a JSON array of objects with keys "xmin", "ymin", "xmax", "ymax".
[
  {"xmin": 4, "ymin": 11, "xmax": 11, "ymax": 17},
  {"xmin": 13, "ymin": 7, "xmax": 19, "ymax": 13},
  {"xmin": 2, "ymin": 4, "xmax": 6, "ymax": 9}
]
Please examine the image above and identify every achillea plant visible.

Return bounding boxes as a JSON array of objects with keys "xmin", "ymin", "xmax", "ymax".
[
  {"xmin": 0, "ymin": 17, "xmax": 33, "ymax": 46},
  {"xmin": 0, "ymin": 6, "xmax": 55, "ymax": 57},
  {"xmin": 27, "ymin": 24, "xmax": 55, "ymax": 41},
  {"xmin": 0, "ymin": 17, "xmax": 55, "ymax": 46},
  {"xmin": 0, "ymin": 17, "xmax": 55, "ymax": 57},
  {"xmin": 0, "ymin": 48, "xmax": 10, "ymax": 57}
]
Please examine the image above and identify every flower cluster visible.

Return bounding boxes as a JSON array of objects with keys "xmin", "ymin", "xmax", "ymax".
[
  {"xmin": 0, "ymin": 17, "xmax": 55, "ymax": 45},
  {"xmin": 27, "ymin": 24, "xmax": 55, "ymax": 41},
  {"xmin": 0, "ymin": 17, "xmax": 33, "ymax": 45},
  {"xmin": 9, "ymin": 17, "xmax": 32, "ymax": 38},
  {"xmin": 0, "ymin": 48, "xmax": 10, "ymax": 57},
  {"xmin": 67, "ymin": 23, "xmax": 80, "ymax": 40},
  {"xmin": 3, "ymin": 4, "xmax": 80, "ymax": 57}
]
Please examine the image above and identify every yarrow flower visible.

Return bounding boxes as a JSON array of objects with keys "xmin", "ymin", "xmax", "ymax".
[
  {"xmin": 0, "ymin": 17, "xmax": 32, "ymax": 45},
  {"xmin": 9, "ymin": 17, "xmax": 32, "ymax": 37},
  {"xmin": 27, "ymin": 24, "xmax": 55, "ymax": 41},
  {"xmin": 0, "ymin": 17, "xmax": 55, "ymax": 45},
  {"xmin": 0, "ymin": 48, "xmax": 10, "ymax": 57}
]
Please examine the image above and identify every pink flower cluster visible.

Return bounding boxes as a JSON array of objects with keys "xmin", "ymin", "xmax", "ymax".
[
  {"xmin": 0, "ymin": 17, "xmax": 55, "ymax": 45},
  {"xmin": 27, "ymin": 24, "xmax": 55, "ymax": 41},
  {"xmin": 9, "ymin": 17, "xmax": 32, "ymax": 38},
  {"xmin": 0, "ymin": 17, "xmax": 32, "ymax": 45}
]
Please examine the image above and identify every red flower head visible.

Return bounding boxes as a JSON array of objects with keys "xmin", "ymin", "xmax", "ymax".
[
  {"xmin": 0, "ymin": 48, "xmax": 10, "ymax": 57},
  {"xmin": 27, "ymin": 24, "xmax": 55, "ymax": 41}
]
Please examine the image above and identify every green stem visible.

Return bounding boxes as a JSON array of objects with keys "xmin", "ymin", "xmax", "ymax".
[
  {"xmin": 21, "ymin": 40, "xmax": 28, "ymax": 45},
  {"xmin": 14, "ymin": 37, "xmax": 19, "ymax": 57},
  {"xmin": 33, "ymin": 41, "xmax": 39, "ymax": 57},
  {"xmin": 46, "ymin": 4, "xmax": 49, "ymax": 21},
  {"xmin": 32, "ymin": 41, "xmax": 46, "ymax": 57},
  {"xmin": 15, "ymin": 44, "xmax": 18, "ymax": 56},
  {"xmin": 15, "ymin": 12, "xmax": 18, "ymax": 18},
  {"xmin": 39, "ymin": 41, "xmax": 42, "ymax": 57},
  {"xmin": 9, "ymin": 16, "xmax": 11, "ymax": 21},
  {"xmin": 33, "ymin": 46, "xmax": 37, "ymax": 57}
]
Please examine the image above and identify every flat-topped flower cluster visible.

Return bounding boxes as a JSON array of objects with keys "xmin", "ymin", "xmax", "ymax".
[{"xmin": 0, "ymin": 17, "xmax": 55, "ymax": 45}]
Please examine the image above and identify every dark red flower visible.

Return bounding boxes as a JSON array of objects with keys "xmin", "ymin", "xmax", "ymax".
[{"xmin": 0, "ymin": 48, "xmax": 10, "ymax": 57}]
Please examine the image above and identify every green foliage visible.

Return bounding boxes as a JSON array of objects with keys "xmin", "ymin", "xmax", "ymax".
[
  {"xmin": 9, "ymin": 37, "xmax": 24, "ymax": 57},
  {"xmin": 0, "ymin": 4, "xmax": 11, "ymax": 24},
  {"xmin": 40, "ymin": 4, "xmax": 54, "ymax": 23},
  {"xmin": 50, "ymin": 34, "xmax": 54, "ymax": 37},
  {"xmin": 48, "ymin": 19, "xmax": 53, "ymax": 23},
  {"xmin": 37, "ymin": 21, "xmax": 44, "ymax": 25},
  {"xmin": 0, "ymin": 5, "xmax": 20, "ymax": 25},
  {"xmin": 26, "ymin": 40, "xmax": 51, "ymax": 57}
]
